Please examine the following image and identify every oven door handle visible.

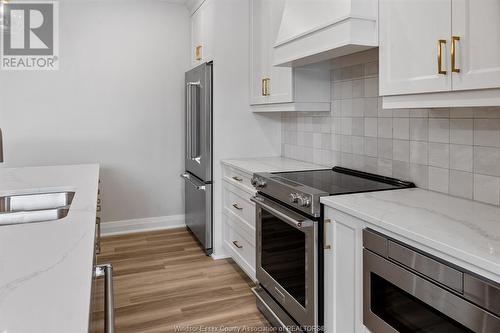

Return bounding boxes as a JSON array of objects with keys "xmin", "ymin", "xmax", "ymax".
[{"xmin": 251, "ymin": 196, "xmax": 312, "ymax": 230}]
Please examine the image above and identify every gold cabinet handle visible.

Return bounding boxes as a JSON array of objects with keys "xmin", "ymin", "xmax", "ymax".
[
  {"xmin": 232, "ymin": 176, "xmax": 243, "ymax": 182},
  {"xmin": 438, "ymin": 39, "xmax": 447, "ymax": 75},
  {"xmin": 232, "ymin": 203, "xmax": 243, "ymax": 210},
  {"xmin": 324, "ymin": 219, "xmax": 331, "ymax": 250},
  {"xmin": 232, "ymin": 240, "xmax": 243, "ymax": 249},
  {"xmin": 195, "ymin": 45, "xmax": 202, "ymax": 61},
  {"xmin": 261, "ymin": 78, "xmax": 270, "ymax": 96},
  {"xmin": 451, "ymin": 36, "xmax": 460, "ymax": 73}
]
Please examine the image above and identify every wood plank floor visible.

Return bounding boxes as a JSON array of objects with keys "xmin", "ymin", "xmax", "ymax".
[{"xmin": 92, "ymin": 228, "xmax": 270, "ymax": 333}]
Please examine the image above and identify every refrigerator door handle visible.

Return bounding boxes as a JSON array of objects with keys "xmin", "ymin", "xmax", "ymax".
[
  {"xmin": 186, "ymin": 83, "xmax": 192, "ymax": 160},
  {"xmin": 181, "ymin": 173, "xmax": 206, "ymax": 191},
  {"xmin": 186, "ymin": 81, "xmax": 201, "ymax": 163}
]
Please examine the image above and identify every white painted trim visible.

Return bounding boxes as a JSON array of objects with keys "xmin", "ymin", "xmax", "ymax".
[
  {"xmin": 186, "ymin": 0, "xmax": 205, "ymax": 15},
  {"xmin": 273, "ymin": 17, "xmax": 378, "ymax": 67},
  {"xmin": 211, "ymin": 252, "xmax": 231, "ymax": 260},
  {"xmin": 101, "ymin": 215, "xmax": 185, "ymax": 236},
  {"xmin": 251, "ymin": 102, "xmax": 331, "ymax": 113},
  {"xmin": 382, "ymin": 88, "xmax": 500, "ymax": 109}
]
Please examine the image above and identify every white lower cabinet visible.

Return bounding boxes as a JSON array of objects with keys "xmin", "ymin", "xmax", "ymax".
[
  {"xmin": 223, "ymin": 212, "xmax": 256, "ymax": 280},
  {"xmin": 222, "ymin": 163, "xmax": 257, "ymax": 281},
  {"xmin": 324, "ymin": 207, "xmax": 369, "ymax": 333}
]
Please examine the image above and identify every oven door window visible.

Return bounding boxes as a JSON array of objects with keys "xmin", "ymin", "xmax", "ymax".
[
  {"xmin": 261, "ymin": 209, "xmax": 306, "ymax": 307},
  {"xmin": 370, "ymin": 273, "xmax": 473, "ymax": 333}
]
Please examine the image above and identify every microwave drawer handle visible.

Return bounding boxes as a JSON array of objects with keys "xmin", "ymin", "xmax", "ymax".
[
  {"xmin": 250, "ymin": 196, "xmax": 312, "ymax": 230},
  {"xmin": 388, "ymin": 240, "xmax": 463, "ymax": 292},
  {"xmin": 94, "ymin": 263, "xmax": 115, "ymax": 333}
]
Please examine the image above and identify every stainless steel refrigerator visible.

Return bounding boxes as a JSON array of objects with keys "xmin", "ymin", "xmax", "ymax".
[{"xmin": 181, "ymin": 62, "xmax": 213, "ymax": 255}]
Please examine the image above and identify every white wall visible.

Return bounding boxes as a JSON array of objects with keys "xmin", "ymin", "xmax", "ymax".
[{"xmin": 0, "ymin": 0, "xmax": 190, "ymax": 222}]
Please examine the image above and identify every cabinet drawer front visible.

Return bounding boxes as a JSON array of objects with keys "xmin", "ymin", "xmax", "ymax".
[
  {"xmin": 222, "ymin": 165, "xmax": 255, "ymax": 192},
  {"xmin": 224, "ymin": 218, "xmax": 256, "ymax": 277},
  {"xmin": 223, "ymin": 185, "xmax": 255, "ymax": 228}
]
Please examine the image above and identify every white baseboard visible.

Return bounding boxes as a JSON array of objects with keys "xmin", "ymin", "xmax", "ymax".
[
  {"xmin": 101, "ymin": 214, "xmax": 185, "ymax": 236},
  {"xmin": 211, "ymin": 252, "xmax": 231, "ymax": 260}
]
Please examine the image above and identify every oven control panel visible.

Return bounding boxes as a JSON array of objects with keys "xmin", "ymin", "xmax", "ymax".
[{"xmin": 288, "ymin": 192, "xmax": 311, "ymax": 207}]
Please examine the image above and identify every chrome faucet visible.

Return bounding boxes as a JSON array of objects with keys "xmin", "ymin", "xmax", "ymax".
[{"xmin": 0, "ymin": 128, "xmax": 3, "ymax": 162}]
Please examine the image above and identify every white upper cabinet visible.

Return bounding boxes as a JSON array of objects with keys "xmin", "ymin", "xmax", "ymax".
[
  {"xmin": 190, "ymin": 0, "xmax": 215, "ymax": 67},
  {"xmin": 451, "ymin": 0, "xmax": 500, "ymax": 91},
  {"xmin": 380, "ymin": 0, "xmax": 500, "ymax": 108},
  {"xmin": 379, "ymin": 0, "xmax": 452, "ymax": 96},
  {"xmin": 250, "ymin": 0, "xmax": 293, "ymax": 105},
  {"xmin": 250, "ymin": 0, "xmax": 331, "ymax": 112}
]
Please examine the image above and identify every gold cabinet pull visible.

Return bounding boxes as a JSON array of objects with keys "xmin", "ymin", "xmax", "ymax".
[
  {"xmin": 451, "ymin": 36, "xmax": 460, "ymax": 73},
  {"xmin": 232, "ymin": 203, "xmax": 243, "ymax": 210},
  {"xmin": 232, "ymin": 176, "xmax": 243, "ymax": 182},
  {"xmin": 195, "ymin": 45, "xmax": 202, "ymax": 61},
  {"xmin": 438, "ymin": 39, "xmax": 447, "ymax": 75},
  {"xmin": 324, "ymin": 219, "xmax": 331, "ymax": 250},
  {"xmin": 261, "ymin": 78, "xmax": 270, "ymax": 96},
  {"xmin": 232, "ymin": 240, "xmax": 243, "ymax": 249}
]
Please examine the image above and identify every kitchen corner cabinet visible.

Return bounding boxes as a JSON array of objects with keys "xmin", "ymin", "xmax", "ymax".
[
  {"xmin": 250, "ymin": 0, "xmax": 331, "ymax": 112},
  {"xmin": 190, "ymin": 0, "xmax": 215, "ymax": 67},
  {"xmin": 380, "ymin": 0, "xmax": 500, "ymax": 108},
  {"xmin": 324, "ymin": 207, "xmax": 367, "ymax": 333}
]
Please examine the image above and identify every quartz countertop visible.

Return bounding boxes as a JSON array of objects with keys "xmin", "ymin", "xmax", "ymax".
[
  {"xmin": 321, "ymin": 188, "xmax": 500, "ymax": 283},
  {"xmin": 0, "ymin": 164, "xmax": 100, "ymax": 333},
  {"xmin": 222, "ymin": 156, "xmax": 327, "ymax": 174}
]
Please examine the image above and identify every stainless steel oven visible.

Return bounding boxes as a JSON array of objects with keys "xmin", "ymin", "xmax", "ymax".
[
  {"xmin": 251, "ymin": 194, "xmax": 318, "ymax": 332},
  {"xmin": 363, "ymin": 229, "xmax": 500, "ymax": 333}
]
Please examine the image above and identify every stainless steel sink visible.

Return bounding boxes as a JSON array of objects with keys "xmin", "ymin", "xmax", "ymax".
[
  {"xmin": 0, "ymin": 191, "xmax": 74, "ymax": 212},
  {"xmin": 0, "ymin": 191, "xmax": 74, "ymax": 226},
  {"xmin": 0, "ymin": 207, "xmax": 70, "ymax": 226}
]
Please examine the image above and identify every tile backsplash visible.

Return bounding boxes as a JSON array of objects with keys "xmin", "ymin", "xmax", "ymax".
[{"xmin": 281, "ymin": 56, "xmax": 500, "ymax": 206}]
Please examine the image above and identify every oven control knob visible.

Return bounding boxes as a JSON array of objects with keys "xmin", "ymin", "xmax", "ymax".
[
  {"xmin": 251, "ymin": 177, "xmax": 258, "ymax": 187},
  {"xmin": 289, "ymin": 193, "xmax": 300, "ymax": 204},
  {"xmin": 257, "ymin": 179, "xmax": 267, "ymax": 188},
  {"xmin": 251, "ymin": 177, "xmax": 267, "ymax": 189},
  {"xmin": 297, "ymin": 195, "xmax": 311, "ymax": 208}
]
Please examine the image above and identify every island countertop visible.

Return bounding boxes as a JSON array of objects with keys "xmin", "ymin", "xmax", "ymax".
[
  {"xmin": 321, "ymin": 188, "xmax": 500, "ymax": 284},
  {"xmin": 0, "ymin": 164, "xmax": 99, "ymax": 333}
]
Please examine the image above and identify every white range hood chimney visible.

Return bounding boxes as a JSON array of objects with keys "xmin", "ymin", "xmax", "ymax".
[{"xmin": 273, "ymin": 0, "xmax": 378, "ymax": 67}]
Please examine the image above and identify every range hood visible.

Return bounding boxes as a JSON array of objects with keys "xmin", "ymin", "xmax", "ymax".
[{"xmin": 273, "ymin": 0, "xmax": 378, "ymax": 67}]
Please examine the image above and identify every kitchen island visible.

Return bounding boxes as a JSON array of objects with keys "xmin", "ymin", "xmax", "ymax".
[{"xmin": 0, "ymin": 164, "xmax": 99, "ymax": 333}]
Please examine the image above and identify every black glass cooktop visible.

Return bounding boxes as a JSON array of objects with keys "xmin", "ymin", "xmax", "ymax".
[{"xmin": 271, "ymin": 167, "xmax": 414, "ymax": 195}]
